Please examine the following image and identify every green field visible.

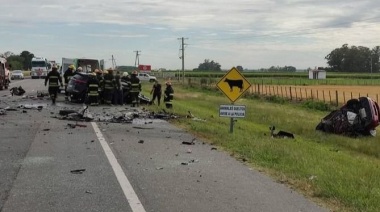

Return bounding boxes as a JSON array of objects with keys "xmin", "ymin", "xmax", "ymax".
[{"xmin": 141, "ymin": 82, "xmax": 380, "ymax": 212}]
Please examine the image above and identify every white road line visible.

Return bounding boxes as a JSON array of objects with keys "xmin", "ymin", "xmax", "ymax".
[{"xmin": 91, "ymin": 122, "xmax": 146, "ymax": 212}]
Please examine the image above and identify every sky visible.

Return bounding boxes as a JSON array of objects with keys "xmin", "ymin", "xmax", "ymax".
[{"xmin": 1, "ymin": 0, "xmax": 380, "ymax": 70}]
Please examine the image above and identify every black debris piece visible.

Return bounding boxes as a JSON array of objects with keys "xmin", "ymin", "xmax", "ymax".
[
  {"xmin": 211, "ymin": 147, "xmax": 217, "ymax": 151},
  {"xmin": 269, "ymin": 126, "xmax": 295, "ymax": 139},
  {"xmin": 138, "ymin": 140, "xmax": 145, "ymax": 144},
  {"xmin": 181, "ymin": 162, "xmax": 188, "ymax": 165},
  {"xmin": 4, "ymin": 106, "xmax": 17, "ymax": 111},
  {"xmin": 42, "ymin": 129, "xmax": 50, "ymax": 131},
  {"xmin": 182, "ymin": 141, "xmax": 195, "ymax": 145},
  {"xmin": 70, "ymin": 169, "xmax": 86, "ymax": 174},
  {"xmin": 0, "ymin": 109, "xmax": 5, "ymax": 115},
  {"xmin": 10, "ymin": 86, "xmax": 25, "ymax": 96}
]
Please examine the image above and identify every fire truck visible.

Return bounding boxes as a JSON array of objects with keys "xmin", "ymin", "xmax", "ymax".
[{"xmin": 0, "ymin": 58, "xmax": 10, "ymax": 90}]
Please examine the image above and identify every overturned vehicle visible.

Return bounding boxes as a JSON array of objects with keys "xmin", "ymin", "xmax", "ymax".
[{"xmin": 316, "ymin": 97, "xmax": 380, "ymax": 137}]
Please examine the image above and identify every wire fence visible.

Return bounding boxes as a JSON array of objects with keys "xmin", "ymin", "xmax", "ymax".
[{"xmin": 184, "ymin": 77, "xmax": 380, "ymax": 106}]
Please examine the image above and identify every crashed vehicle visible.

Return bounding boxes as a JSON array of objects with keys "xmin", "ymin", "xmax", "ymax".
[
  {"xmin": 316, "ymin": 97, "xmax": 380, "ymax": 136},
  {"xmin": 66, "ymin": 72, "xmax": 90, "ymax": 103}
]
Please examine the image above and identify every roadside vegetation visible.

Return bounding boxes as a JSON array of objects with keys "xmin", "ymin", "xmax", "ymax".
[{"xmin": 142, "ymin": 81, "xmax": 380, "ymax": 212}]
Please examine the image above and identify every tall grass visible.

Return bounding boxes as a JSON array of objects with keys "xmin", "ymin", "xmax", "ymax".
[{"xmin": 141, "ymin": 82, "xmax": 380, "ymax": 212}]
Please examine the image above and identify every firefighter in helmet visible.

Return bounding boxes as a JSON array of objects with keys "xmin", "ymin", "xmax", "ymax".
[
  {"xmin": 45, "ymin": 66, "xmax": 63, "ymax": 105},
  {"xmin": 63, "ymin": 64, "xmax": 75, "ymax": 100},
  {"xmin": 102, "ymin": 68, "xmax": 115, "ymax": 105},
  {"xmin": 87, "ymin": 72, "xmax": 100, "ymax": 106},
  {"xmin": 130, "ymin": 70, "xmax": 141, "ymax": 107},
  {"xmin": 164, "ymin": 81, "xmax": 174, "ymax": 109}
]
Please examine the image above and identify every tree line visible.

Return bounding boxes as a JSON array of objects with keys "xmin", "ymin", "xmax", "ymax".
[
  {"xmin": 325, "ymin": 44, "xmax": 380, "ymax": 72},
  {"xmin": 0, "ymin": 51, "xmax": 35, "ymax": 70}
]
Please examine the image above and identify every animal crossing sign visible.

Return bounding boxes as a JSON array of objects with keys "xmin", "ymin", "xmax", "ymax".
[{"xmin": 216, "ymin": 67, "xmax": 251, "ymax": 102}]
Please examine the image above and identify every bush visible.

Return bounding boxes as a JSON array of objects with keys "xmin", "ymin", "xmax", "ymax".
[{"xmin": 302, "ymin": 100, "xmax": 331, "ymax": 111}]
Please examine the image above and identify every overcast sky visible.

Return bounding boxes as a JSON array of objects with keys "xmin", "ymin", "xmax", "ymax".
[{"xmin": 1, "ymin": 0, "xmax": 380, "ymax": 70}]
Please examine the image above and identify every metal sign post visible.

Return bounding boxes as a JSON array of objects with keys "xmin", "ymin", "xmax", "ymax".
[
  {"xmin": 230, "ymin": 102, "xmax": 234, "ymax": 133},
  {"xmin": 217, "ymin": 67, "xmax": 251, "ymax": 134}
]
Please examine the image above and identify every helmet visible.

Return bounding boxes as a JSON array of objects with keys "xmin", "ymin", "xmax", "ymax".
[
  {"xmin": 166, "ymin": 81, "xmax": 172, "ymax": 86},
  {"xmin": 94, "ymin": 69, "xmax": 100, "ymax": 73},
  {"xmin": 122, "ymin": 72, "xmax": 129, "ymax": 76},
  {"xmin": 69, "ymin": 64, "xmax": 75, "ymax": 69},
  {"xmin": 103, "ymin": 70, "xmax": 109, "ymax": 74},
  {"xmin": 52, "ymin": 66, "xmax": 58, "ymax": 71},
  {"xmin": 132, "ymin": 70, "xmax": 138, "ymax": 75},
  {"xmin": 77, "ymin": 67, "xmax": 83, "ymax": 72}
]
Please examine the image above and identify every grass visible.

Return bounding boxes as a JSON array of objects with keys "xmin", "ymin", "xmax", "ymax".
[{"xmin": 141, "ymin": 81, "xmax": 380, "ymax": 212}]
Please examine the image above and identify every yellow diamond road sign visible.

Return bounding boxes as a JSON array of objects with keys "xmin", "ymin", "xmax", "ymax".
[{"xmin": 217, "ymin": 67, "xmax": 251, "ymax": 102}]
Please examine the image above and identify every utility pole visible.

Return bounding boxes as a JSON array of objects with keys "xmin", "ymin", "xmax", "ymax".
[
  {"xmin": 111, "ymin": 55, "xmax": 117, "ymax": 70},
  {"xmin": 134, "ymin": 50, "xmax": 141, "ymax": 67},
  {"xmin": 178, "ymin": 37, "xmax": 188, "ymax": 83}
]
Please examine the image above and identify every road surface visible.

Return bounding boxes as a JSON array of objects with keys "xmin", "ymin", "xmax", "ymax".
[{"xmin": 0, "ymin": 79, "xmax": 327, "ymax": 212}]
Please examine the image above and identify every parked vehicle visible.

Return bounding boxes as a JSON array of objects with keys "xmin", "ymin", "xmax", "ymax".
[
  {"xmin": 11, "ymin": 70, "xmax": 24, "ymax": 80},
  {"xmin": 0, "ymin": 58, "xmax": 10, "ymax": 90},
  {"xmin": 137, "ymin": 72, "xmax": 156, "ymax": 82},
  {"xmin": 31, "ymin": 57, "xmax": 50, "ymax": 79}
]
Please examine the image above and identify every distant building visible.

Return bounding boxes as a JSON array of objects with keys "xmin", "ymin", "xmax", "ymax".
[{"xmin": 309, "ymin": 67, "xmax": 326, "ymax": 79}]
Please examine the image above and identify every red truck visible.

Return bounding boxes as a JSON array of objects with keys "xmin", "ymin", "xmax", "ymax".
[{"xmin": 0, "ymin": 58, "xmax": 10, "ymax": 90}]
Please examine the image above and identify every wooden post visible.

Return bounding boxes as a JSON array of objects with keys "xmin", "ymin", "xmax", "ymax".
[
  {"xmin": 290, "ymin": 87, "xmax": 292, "ymax": 100},
  {"xmin": 285, "ymin": 87, "xmax": 288, "ymax": 99},
  {"xmin": 311, "ymin": 89, "xmax": 313, "ymax": 100},
  {"xmin": 351, "ymin": 92, "xmax": 353, "ymax": 99},
  {"xmin": 305, "ymin": 88, "xmax": 307, "ymax": 99},
  {"xmin": 281, "ymin": 87, "xmax": 283, "ymax": 98},
  {"xmin": 300, "ymin": 88, "xmax": 303, "ymax": 99},
  {"xmin": 343, "ymin": 92, "xmax": 345, "ymax": 103},
  {"xmin": 277, "ymin": 86, "xmax": 279, "ymax": 96},
  {"xmin": 323, "ymin": 90, "xmax": 325, "ymax": 103},
  {"xmin": 295, "ymin": 88, "xmax": 298, "ymax": 100},
  {"xmin": 329, "ymin": 90, "xmax": 332, "ymax": 104},
  {"xmin": 335, "ymin": 90, "xmax": 339, "ymax": 106}
]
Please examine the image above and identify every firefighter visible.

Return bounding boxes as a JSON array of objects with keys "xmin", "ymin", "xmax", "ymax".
[
  {"xmin": 164, "ymin": 81, "xmax": 174, "ymax": 109},
  {"xmin": 45, "ymin": 66, "xmax": 63, "ymax": 105},
  {"xmin": 95, "ymin": 69, "xmax": 104, "ymax": 104},
  {"xmin": 87, "ymin": 72, "xmax": 100, "ymax": 106},
  {"xmin": 113, "ymin": 71, "xmax": 123, "ymax": 105},
  {"xmin": 121, "ymin": 72, "xmax": 131, "ymax": 104},
  {"xmin": 150, "ymin": 80, "xmax": 162, "ymax": 106},
  {"xmin": 130, "ymin": 70, "xmax": 141, "ymax": 107},
  {"xmin": 102, "ymin": 68, "xmax": 115, "ymax": 105},
  {"xmin": 64, "ymin": 64, "xmax": 75, "ymax": 100}
]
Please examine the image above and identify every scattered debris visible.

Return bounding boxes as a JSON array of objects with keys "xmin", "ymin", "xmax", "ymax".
[
  {"xmin": 182, "ymin": 141, "xmax": 195, "ymax": 145},
  {"xmin": 42, "ymin": 129, "xmax": 50, "ymax": 131},
  {"xmin": 85, "ymin": 190, "xmax": 93, "ymax": 194},
  {"xmin": 37, "ymin": 91, "xmax": 49, "ymax": 98},
  {"xmin": 156, "ymin": 167, "xmax": 164, "ymax": 170},
  {"xmin": 133, "ymin": 126, "xmax": 154, "ymax": 130},
  {"xmin": 4, "ymin": 106, "xmax": 17, "ymax": 111},
  {"xmin": 211, "ymin": 147, "xmax": 217, "ymax": 151},
  {"xmin": 269, "ymin": 126, "xmax": 295, "ymax": 139},
  {"xmin": 70, "ymin": 169, "xmax": 86, "ymax": 174},
  {"xmin": 0, "ymin": 109, "xmax": 5, "ymax": 115},
  {"xmin": 91, "ymin": 140, "xmax": 95, "ymax": 143},
  {"xmin": 181, "ymin": 162, "xmax": 188, "ymax": 166},
  {"xmin": 10, "ymin": 86, "xmax": 25, "ymax": 96},
  {"xmin": 186, "ymin": 149, "xmax": 192, "ymax": 154},
  {"xmin": 309, "ymin": 175, "xmax": 317, "ymax": 181},
  {"xmin": 22, "ymin": 110, "xmax": 27, "ymax": 113},
  {"xmin": 138, "ymin": 140, "xmax": 145, "ymax": 144}
]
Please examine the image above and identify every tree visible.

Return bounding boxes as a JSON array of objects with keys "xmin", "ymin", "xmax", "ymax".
[
  {"xmin": 6, "ymin": 55, "xmax": 24, "ymax": 70},
  {"xmin": 197, "ymin": 59, "xmax": 221, "ymax": 71},
  {"xmin": 19, "ymin": 50, "xmax": 34, "ymax": 70},
  {"xmin": 0, "ymin": 51, "xmax": 14, "ymax": 58},
  {"xmin": 236, "ymin": 66, "xmax": 243, "ymax": 72},
  {"xmin": 325, "ymin": 44, "xmax": 377, "ymax": 72}
]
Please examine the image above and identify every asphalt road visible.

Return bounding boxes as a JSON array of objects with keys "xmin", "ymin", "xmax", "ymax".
[{"xmin": 0, "ymin": 79, "xmax": 327, "ymax": 212}]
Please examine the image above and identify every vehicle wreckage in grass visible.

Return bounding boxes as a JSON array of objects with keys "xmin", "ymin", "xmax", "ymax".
[{"xmin": 316, "ymin": 97, "xmax": 380, "ymax": 136}]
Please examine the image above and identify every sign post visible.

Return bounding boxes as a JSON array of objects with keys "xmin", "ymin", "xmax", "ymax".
[{"xmin": 217, "ymin": 67, "xmax": 251, "ymax": 133}]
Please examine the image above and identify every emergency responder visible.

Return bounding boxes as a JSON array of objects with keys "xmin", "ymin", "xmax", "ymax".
[
  {"xmin": 130, "ymin": 70, "xmax": 141, "ymax": 107},
  {"xmin": 164, "ymin": 81, "xmax": 174, "ymax": 109},
  {"xmin": 63, "ymin": 64, "xmax": 75, "ymax": 100},
  {"xmin": 87, "ymin": 72, "xmax": 100, "ymax": 106},
  {"xmin": 150, "ymin": 80, "xmax": 162, "ymax": 106},
  {"xmin": 74, "ymin": 66, "xmax": 83, "ymax": 74},
  {"xmin": 102, "ymin": 68, "xmax": 115, "ymax": 105},
  {"xmin": 121, "ymin": 72, "xmax": 131, "ymax": 104},
  {"xmin": 45, "ymin": 66, "xmax": 63, "ymax": 105},
  {"xmin": 113, "ymin": 71, "xmax": 123, "ymax": 105},
  {"xmin": 95, "ymin": 69, "xmax": 104, "ymax": 104}
]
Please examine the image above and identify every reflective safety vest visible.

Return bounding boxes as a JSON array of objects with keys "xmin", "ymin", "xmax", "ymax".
[
  {"xmin": 130, "ymin": 83, "xmax": 140, "ymax": 93},
  {"xmin": 104, "ymin": 79, "xmax": 114, "ymax": 90},
  {"xmin": 49, "ymin": 76, "xmax": 59, "ymax": 87},
  {"xmin": 88, "ymin": 84, "xmax": 99, "ymax": 96}
]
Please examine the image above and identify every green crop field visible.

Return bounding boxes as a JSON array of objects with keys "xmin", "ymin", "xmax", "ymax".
[{"xmin": 141, "ymin": 81, "xmax": 380, "ymax": 212}]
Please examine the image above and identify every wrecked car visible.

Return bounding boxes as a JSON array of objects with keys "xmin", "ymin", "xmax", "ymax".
[{"xmin": 316, "ymin": 97, "xmax": 380, "ymax": 136}]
